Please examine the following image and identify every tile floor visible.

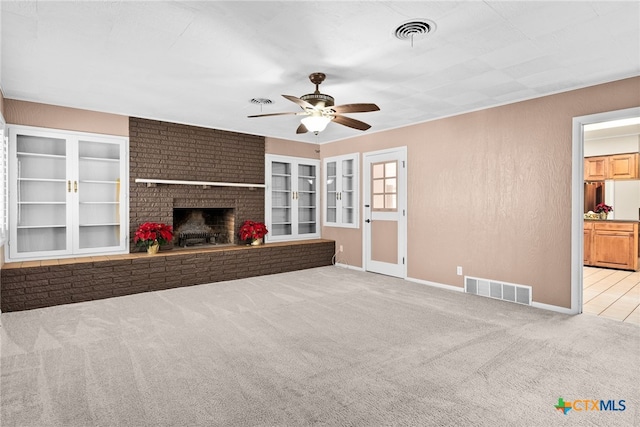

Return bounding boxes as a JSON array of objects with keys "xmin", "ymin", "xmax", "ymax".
[{"xmin": 583, "ymin": 266, "xmax": 640, "ymax": 325}]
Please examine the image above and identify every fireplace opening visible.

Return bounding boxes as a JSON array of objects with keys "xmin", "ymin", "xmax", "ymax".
[{"xmin": 173, "ymin": 208, "xmax": 235, "ymax": 247}]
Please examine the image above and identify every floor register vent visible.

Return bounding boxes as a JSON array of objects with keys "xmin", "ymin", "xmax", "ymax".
[{"xmin": 464, "ymin": 276, "xmax": 532, "ymax": 306}]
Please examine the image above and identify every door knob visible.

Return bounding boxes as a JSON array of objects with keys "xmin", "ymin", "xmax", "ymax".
[{"xmin": 365, "ymin": 219, "xmax": 371, "ymax": 223}]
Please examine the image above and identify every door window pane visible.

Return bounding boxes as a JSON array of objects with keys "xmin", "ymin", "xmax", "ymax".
[{"xmin": 371, "ymin": 161, "xmax": 398, "ymax": 212}]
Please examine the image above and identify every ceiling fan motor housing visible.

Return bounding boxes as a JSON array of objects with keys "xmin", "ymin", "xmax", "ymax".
[
  {"xmin": 301, "ymin": 72, "xmax": 335, "ymax": 109},
  {"xmin": 301, "ymin": 92, "xmax": 335, "ymax": 109}
]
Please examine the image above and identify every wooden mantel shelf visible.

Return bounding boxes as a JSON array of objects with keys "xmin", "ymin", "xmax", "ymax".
[{"xmin": 135, "ymin": 178, "xmax": 265, "ymax": 189}]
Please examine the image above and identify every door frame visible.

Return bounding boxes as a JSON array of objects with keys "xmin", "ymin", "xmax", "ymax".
[
  {"xmin": 362, "ymin": 146, "xmax": 408, "ymax": 278},
  {"xmin": 571, "ymin": 106, "xmax": 640, "ymax": 314}
]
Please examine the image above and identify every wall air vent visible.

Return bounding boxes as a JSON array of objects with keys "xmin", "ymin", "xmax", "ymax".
[{"xmin": 465, "ymin": 276, "xmax": 532, "ymax": 306}]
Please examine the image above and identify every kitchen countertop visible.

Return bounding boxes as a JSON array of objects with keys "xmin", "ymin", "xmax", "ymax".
[{"xmin": 584, "ymin": 218, "xmax": 640, "ymax": 223}]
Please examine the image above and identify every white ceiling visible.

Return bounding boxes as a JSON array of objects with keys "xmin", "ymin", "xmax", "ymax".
[{"xmin": 1, "ymin": 1, "xmax": 639, "ymax": 143}]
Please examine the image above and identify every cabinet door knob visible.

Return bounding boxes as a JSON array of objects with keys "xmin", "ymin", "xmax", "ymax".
[
  {"xmin": 67, "ymin": 180, "xmax": 71, "ymax": 192},
  {"xmin": 74, "ymin": 181, "xmax": 78, "ymax": 193}
]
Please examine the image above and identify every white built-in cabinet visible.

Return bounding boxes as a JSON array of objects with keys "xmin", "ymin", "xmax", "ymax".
[
  {"xmin": 324, "ymin": 154, "xmax": 359, "ymax": 228},
  {"xmin": 8, "ymin": 125, "xmax": 129, "ymax": 261},
  {"xmin": 265, "ymin": 155, "xmax": 320, "ymax": 242}
]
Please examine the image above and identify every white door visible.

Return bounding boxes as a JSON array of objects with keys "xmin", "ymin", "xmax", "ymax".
[{"xmin": 363, "ymin": 147, "xmax": 407, "ymax": 278}]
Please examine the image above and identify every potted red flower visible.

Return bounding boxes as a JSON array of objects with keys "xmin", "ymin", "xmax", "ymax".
[
  {"xmin": 238, "ymin": 220, "xmax": 268, "ymax": 245},
  {"xmin": 594, "ymin": 203, "xmax": 613, "ymax": 219},
  {"xmin": 134, "ymin": 222, "xmax": 174, "ymax": 254}
]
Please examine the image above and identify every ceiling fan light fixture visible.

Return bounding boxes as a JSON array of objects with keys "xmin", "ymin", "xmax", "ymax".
[{"xmin": 301, "ymin": 115, "xmax": 331, "ymax": 134}]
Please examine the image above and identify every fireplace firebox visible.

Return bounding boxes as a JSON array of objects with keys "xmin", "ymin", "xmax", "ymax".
[{"xmin": 173, "ymin": 208, "xmax": 235, "ymax": 247}]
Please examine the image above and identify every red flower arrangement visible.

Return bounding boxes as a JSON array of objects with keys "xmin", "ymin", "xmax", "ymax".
[
  {"xmin": 134, "ymin": 222, "xmax": 174, "ymax": 248},
  {"xmin": 594, "ymin": 203, "xmax": 613, "ymax": 214},
  {"xmin": 238, "ymin": 220, "xmax": 269, "ymax": 242}
]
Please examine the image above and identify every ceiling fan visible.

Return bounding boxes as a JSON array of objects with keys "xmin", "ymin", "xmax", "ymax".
[{"xmin": 248, "ymin": 72, "xmax": 380, "ymax": 135}]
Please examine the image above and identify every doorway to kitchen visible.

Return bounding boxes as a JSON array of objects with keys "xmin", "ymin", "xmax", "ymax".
[{"xmin": 572, "ymin": 106, "xmax": 640, "ymax": 315}]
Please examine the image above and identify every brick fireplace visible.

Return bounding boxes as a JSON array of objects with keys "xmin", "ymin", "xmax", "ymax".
[
  {"xmin": 129, "ymin": 117, "xmax": 265, "ymax": 249},
  {"xmin": 0, "ymin": 117, "xmax": 336, "ymax": 313}
]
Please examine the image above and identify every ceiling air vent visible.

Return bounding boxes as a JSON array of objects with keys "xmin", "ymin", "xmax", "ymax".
[
  {"xmin": 250, "ymin": 98, "xmax": 273, "ymax": 113},
  {"xmin": 250, "ymin": 98, "xmax": 273, "ymax": 105},
  {"xmin": 394, "ymin": 19, "xmax": 437, "ymax": 46}
]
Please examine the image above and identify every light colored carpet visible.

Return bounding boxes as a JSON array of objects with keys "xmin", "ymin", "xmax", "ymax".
[{"xmin": 1, "ymin": 266, "xmax": 639, "ymax": 426}]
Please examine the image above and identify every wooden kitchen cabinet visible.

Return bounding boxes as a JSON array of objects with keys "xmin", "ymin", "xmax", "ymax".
[
  {"xmin": 608, "ymin": 153, "xmax": 639, "ymax": 180},
  {"xmin": 584, "ymin": 220, "xmax": 639, "ymax": 271},
  {"xmin": 584, "ymin": 156, "xmax": 608, "ymax": 181},
  {"xmin": 584, "ymin": 221, "xmax": 593, "ymax": 265}
]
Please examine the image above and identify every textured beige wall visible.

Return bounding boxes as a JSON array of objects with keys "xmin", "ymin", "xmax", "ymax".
[
  {"xmin": 265, "ymin": 137, "xmax": 320, "ymax": 159},
  {"xmin": 4, "ymin": 99, "xmax": 129, "ymax": 136},
  {"xmin": 321, "ymin": 76, "xmax": 640, "ymax": 308}
]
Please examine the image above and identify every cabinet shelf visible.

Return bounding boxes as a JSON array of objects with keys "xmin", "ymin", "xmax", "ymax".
[
  {"xmin": 79, "ymin": 223, "xmax": 120, "ymax": 227},
  {"xmin": 17, "ymin": 224, "xmax": 66, "ymax": 229},
  {"xmin": 18, "ymin": 201, "xmax": 66, "ymax": 205},
  {"xmin": 18, "ymin": 178, "xmax": 67, "ymax": 183},
  {"xmin": 79, "ymin": 156, "xmax": 119, "ymax": 162},
  {"xmin": 79, "ymin": 202, "xmax": 120, "ymax": 205},
  {"xmin": 80, "ymin": 180, "xmax": 119, "ymax": 184},
  {"xmin": 17, "ymin": 152, "xmax": 66, "ymax": 159}
]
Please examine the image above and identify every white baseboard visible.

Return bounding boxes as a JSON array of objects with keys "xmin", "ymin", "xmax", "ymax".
[
  {"xmin": 531, "ymin": 301, "xmax": 576, "ymax": 315},
  {"xmin": 343, "ymin": 271, "xmax": 577, "ymax": 315},
  {"xmin": 405, "ymin": 276, "xmax": 464, "ymax": 292},
  {"xmin": 334, "ymin": 263, "xmax": 365, "ymax": 271}
]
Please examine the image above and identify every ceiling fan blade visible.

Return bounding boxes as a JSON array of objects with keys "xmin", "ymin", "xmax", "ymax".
[
  {"xmin": 329, "ymin": 103, "xmax": 380, "ymax": 114},
  {"xmin": 296, "ymin": 123, "xmax": 309, "ymax": 134},
  {"xmin": 247, "ymin": 112, "xmax": 302, "ymax": 118},
  {"xmin": 282, "ymin": 94, "xmax": 316, "ymax": 110},
  {"xmin": 332, "ymin": 115, "xmax": 372, "ymax": 131}
]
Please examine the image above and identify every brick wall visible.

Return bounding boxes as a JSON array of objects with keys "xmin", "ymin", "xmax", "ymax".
[
  {"xmin": 129, "ymin": 117, "xmax": 265, "ymax": 247},
  {"xmin": 1, "ymin": 240, "xmax": 335, "ymax": 312}
]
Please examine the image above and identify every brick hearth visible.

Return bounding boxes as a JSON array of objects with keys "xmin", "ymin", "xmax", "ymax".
[{"xmin": 1, "ymin": 240, "xmax": 335, "ymax": 312}]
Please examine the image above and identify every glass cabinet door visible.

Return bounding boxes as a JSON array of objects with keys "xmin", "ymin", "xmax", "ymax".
[
  {"xmin": 77, "ymin": 139, "xmax": 123, "ymax": 250},
  {"xmin": 14, "ymin": 134, "xmax": 69, "ymax": 255},
  {"xmin": 8, "ymin": 125, "xmax": 129, "ymax": 261},
  {"xmin": 323, "ymin": 154, "xmax": 358, "ymax": 228},
  {"xmin": 270, "ymin": 161, "xmax": 292, "ymax": 237},
  {"xmin": 341, "ymin": 158, "xmax": 355, "ymax": 226},
  {"xmin": 326, "ymin": 161, "xmax": 337, "ymax": 223},
  {"xmin": 297, "ymin": 163, "xmax": 317, "ymax": 235},
  {"xmin": 266, "ymin": 155, "xmax": 320, "ymax": 242}
]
